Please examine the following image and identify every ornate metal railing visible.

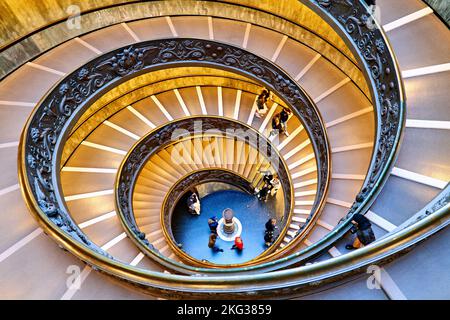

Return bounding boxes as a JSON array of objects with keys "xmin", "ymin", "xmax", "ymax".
[
  {"xmin": 235, "ymin": 0, "xmax": 409, "ymax": 267},
  {"xmin": 161, "ymin": 168, "xmax": 271, "ymax": 266},
  {"xmin": 20, "ymin": 38, "xmax": 330, "ymax": 273},
  {"xmin": 62, "ymin": 75, "xmax": 285, "ymax": 168},
  {"xmin": 267, "ymin": 0, "xmax": 407, "ymax": 265},
  {"xmin": 16, "ymin": 1, "xmax": 428, "ymax": 297},
  {"xmin": 115, "ymin": 117, "xmax": 294, "ymax": 268},
  {"xmin": 110, "ymin": 186, "xmax": 450, "ymax": 298}
]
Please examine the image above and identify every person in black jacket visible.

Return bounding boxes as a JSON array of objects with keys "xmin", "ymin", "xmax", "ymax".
[
  {"xmin": 262, "ymin": 172, "xmax": 274, "ymax": 186},
  {"xmin": 208, "ymin": 216, "xmax": 219, "ymax": 234},
  {"xmin": 264, "ymin": 230, "xmax": 274, "ymax": 247},
  {"xmin": 345, "ymin": 213, "xmax": 376, "ymax": 250},
  {"xmin": 208, "ymin": 233, "xmax": 223, "ymax": 252},
  {"xmin": 265, "ymin": 218, "xmax": 278, "ymax": 232},
  {"xmin": 269, "ymin": 113, "xmax": 282, "ymax": 137},
  {"xmin": 187, "ymin": 192, "xmax": 200, "ymax": 215},
  {"xmin": 264, "ymin": 218, "xmax": 278, "ymax": 247}
]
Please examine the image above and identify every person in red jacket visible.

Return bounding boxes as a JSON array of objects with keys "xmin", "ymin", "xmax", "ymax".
[{"xmin": 231, "ymin": 236, "xmax": 244, "ymax": 251}]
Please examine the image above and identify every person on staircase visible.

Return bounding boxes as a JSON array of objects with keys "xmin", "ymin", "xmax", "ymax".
[
  {"xmin": 264, "ymin": 230, "xmax": 274, "ymax": 247},
  {"xmin": 264, "ymin": 218, "xmax": 278, "ymax": 246},
  {"xmin": 279, "ymin": 107, "xmax": 293, "ymax": 137},
  {"xmin": 255, "ymin": 185, "xmax": 270, "ymax": 202},
  {"xmin": 255, "ymin": 88, "xmax": 272, "ymax": 118},
  {"xmin": 208, "ymin": 233, "xmax": 224, "ymax": 253},
  {"xmin": 345, "ymin": 213, "xmax": 376, "ymax": 250},
  {"xmin": 208, "ymin": 216, "xmax": 219, "ymax": 234},
  {"xmin": 269, "ymin": 176, "xmax": 281, "ymax": 196},
  {"xmin": 269, "ymin": 113, "xmax": 282, "ymax": 137},
  {"xmin": 265, "ymin": 218, "xmax": 278, "ymax": 233},
  {"xmin": 187, "ymin": 192, "xmax": 201, "ymax": 215},
  {"xmin": 259, "ymin": 170, "xmax": 281, "ymax": 197},
  {"xmin": 262, "ymin": 171, "xmax": 274, "ymax": 186},
  {"xmin": 269, "ymin": 107, "xmax": 292, "ymax": 137},
  {"xmin": 262, "ymin": 171, "xmax": 282, "ymax": 197}
]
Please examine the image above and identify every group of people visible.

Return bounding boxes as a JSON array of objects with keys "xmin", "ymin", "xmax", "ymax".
[
  {"xmin": 203, "ymin": 207, "xmax": 375, "ymax": 253},
  {"xmin": 207, "ymin": 216, "xmax": 244, "ymax": 253},
  {"xmin": 256, "ymin": 89, "xmax": 293, "ymax": 138},
  {"xmin": 186, "ymin": 185, "xmax": 280, "ymax": 254},
  {"xmin": 187, "ymin": 191, "xmax": 201, "ymax": 215},
  {"xmin": 255, "ymin": 171, "xmax": 281, "ymax": 202},
  {"xmin": 206, "ymin": 212, "xmax": 375, "ymax": 252},
  {"xmin": 207, "ymin": 216, "xmax": 278, "ymax": 252},
  {"xmin": 261, "ymin": 213, "xmax": 375, "ymax": 250},
  {"xmin": 264, "ymin": 218, "xmax": 278, "ymax": 247}
]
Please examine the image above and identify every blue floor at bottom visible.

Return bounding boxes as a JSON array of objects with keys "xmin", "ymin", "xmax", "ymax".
[{"xmin": 172, "ymin": 190, "xmax": 278, "ymax": 265}]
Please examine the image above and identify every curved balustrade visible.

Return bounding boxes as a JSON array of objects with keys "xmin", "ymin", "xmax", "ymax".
[
  {"xmin": 61, "ymin": 70, "xmax": 280, "ymax": 166},
  {"xmin": 116, "ymin": 116, "xmax": 294, "ymax": 268},
  {"xmin": 15, "ymin": 1, "xmax": 423, "ymax": 297}
]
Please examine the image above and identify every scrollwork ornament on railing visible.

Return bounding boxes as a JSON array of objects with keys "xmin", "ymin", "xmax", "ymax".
[
  {"xmin": 15, "ymin": 2, "xmax": 429, "ymax": 295},
  {"xmin": 15, "ymin": 2, "xmax": 441, "ymax": 297},
  {"xmin": 26, "ymin": 67, "xmax": 115, "ymax": 255},
  {"xmin": 97, "ymin": 46, "xmax": 152, "ymax": 76},
  {"xmin": 115, "ymin": 117, "xmax": 294, "ymax": 260}
]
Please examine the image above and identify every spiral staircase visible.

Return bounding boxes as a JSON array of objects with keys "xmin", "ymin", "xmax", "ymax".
[{"xmin": 0, "ymin": 0, "xmax": 449, "ymax": 300}]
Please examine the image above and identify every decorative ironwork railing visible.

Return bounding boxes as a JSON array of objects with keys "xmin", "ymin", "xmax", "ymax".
[
  {"xmin": 20, "ymin": 38, "xmax": 329, "ymax": 273},
  {"xmin": 115, "ymin": 116, "xmax": 294, "ymax": 268},
  {"xmin": 15, "ymin": 0, "xmax": 441, "ymax": 298}
]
